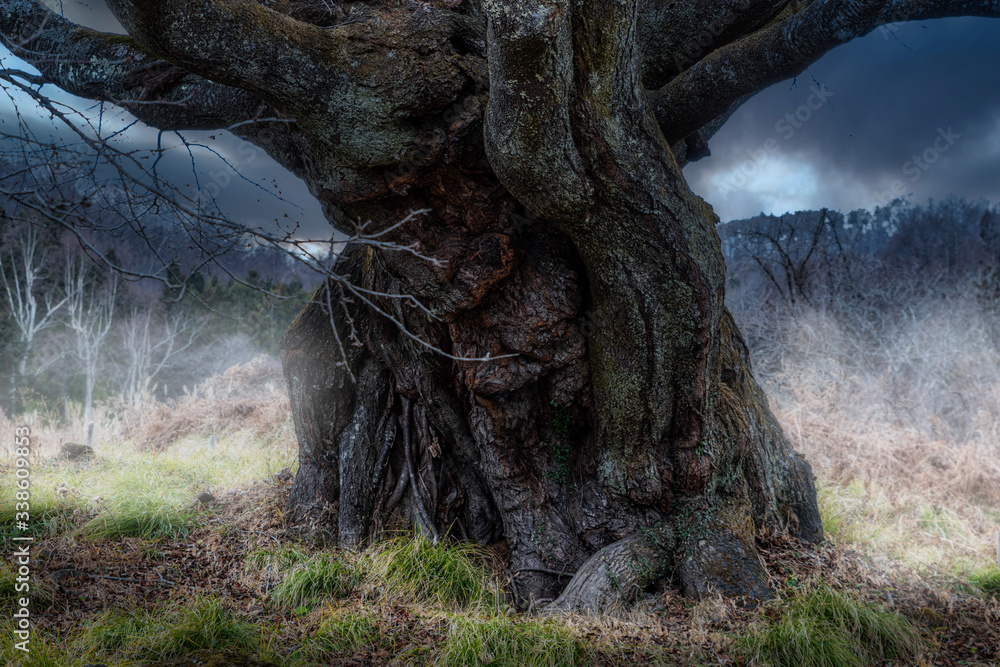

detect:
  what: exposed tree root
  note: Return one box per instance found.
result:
[545,532,673,615]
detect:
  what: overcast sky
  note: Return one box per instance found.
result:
[686,16,1000,221]
[3,3,1000,226]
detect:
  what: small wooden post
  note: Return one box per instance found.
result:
[995,531,999,569]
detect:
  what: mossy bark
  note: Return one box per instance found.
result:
[271,0,823,613]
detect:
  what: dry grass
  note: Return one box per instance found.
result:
[0,355,293,458]
[123,355,292,451]
[735,285,1000,576]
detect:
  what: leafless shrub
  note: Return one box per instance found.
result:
[124,356,291,451]
[738,277,1000,506]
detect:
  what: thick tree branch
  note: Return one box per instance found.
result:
[103,0,477,150]
[482,0,591,222]
[649,0,1000,147]
[638,0,791,90]
[0,0,270,131]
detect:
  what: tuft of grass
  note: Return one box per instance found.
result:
[969,569,1000,598]
[364,535,500,610]
[0,623,71,667]
[140,596,259,660]
[82,498,198,540]
[916,504,965,540]
[295,609,391,659]
[269,553,359,608]
[75,607,153,653]
[0,489,78,538]
[739,586,923,667]
[244,546,311,573]
[437,615,586,667]
[71,598,264,663]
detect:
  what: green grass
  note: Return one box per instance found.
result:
[969,569,1000,598]
[244,546,311,572]
[72,597,274,664]
[140,596,259,660]
[0,561,53,613]
[916,504,966,540]
[82,497,199,540]
[75,607,154,653]
[0,488,78,538]
[437,615,587,667]
[815,479,880,545]
[0,623,71,667]
[71,597,260,662]
[268,552,359,608]
[0,427,296,541]
[364,535,500,610]
[815,475,1000,579]
[739,586,924,667]
[295,609,392,659]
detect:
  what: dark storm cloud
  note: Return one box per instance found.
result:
[686,17,1000,221]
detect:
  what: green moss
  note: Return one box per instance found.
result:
[69,27,145,51]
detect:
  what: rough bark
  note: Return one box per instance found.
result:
[4,0,997,614]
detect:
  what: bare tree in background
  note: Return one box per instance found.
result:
[119,308,200,409]
[64,253,117,428]
[0,223,66,411]
[4,0,1000,614]
[723,209,858,308]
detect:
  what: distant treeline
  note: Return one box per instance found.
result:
[719,196,1000,310]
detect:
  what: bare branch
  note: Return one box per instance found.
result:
[0,0,272,132]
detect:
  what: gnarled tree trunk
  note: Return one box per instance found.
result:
[10,0,996,615]
[277,0,824,604]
